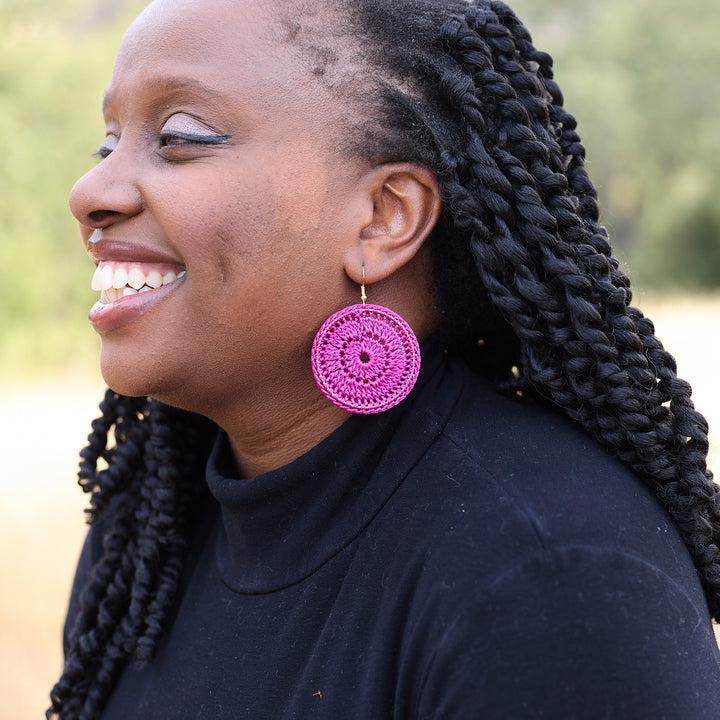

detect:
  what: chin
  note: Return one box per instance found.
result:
[99,348,213,421]
[99,343,164,400]
[101,367,153,400]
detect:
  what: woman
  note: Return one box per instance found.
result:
[49,0,720,717]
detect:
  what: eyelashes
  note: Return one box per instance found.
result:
[92,131,232,161]
[92,134,118,161]
[91,110,232,162]
[159,130,231,147]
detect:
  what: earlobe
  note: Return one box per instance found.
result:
[345,163,441,285]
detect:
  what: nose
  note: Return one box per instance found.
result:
[69,152,143,230]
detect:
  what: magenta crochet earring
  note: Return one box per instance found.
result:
[311,267,421,414]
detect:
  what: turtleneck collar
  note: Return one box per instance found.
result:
[205,342,463,593]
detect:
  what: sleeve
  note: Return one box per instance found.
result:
[416,545,720,720]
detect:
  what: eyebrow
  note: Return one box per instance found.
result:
[102,75,227,113]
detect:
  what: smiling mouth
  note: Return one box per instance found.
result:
[92,261,186,304]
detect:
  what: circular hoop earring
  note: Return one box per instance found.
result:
[311,268,421,414]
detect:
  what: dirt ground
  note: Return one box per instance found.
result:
[1,296,718,719]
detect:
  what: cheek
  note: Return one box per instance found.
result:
[168,178,274,282]
[164,147,347,300]
[262,143,334,235]
[174,142,338,257]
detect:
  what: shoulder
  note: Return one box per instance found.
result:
[402,353,697,585]
[385,358,720,715]
[413,541,720,718]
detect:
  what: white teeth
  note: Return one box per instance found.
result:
[91,266,103,291]
[112,267,128,289]
[128,267,146,290]
[93,262,185,303]
[100,265,114,291]
[146,270,163,289]
[101,287,122,303]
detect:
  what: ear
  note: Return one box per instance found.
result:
[344,163,441,285]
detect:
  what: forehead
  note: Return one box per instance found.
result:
[116,0,343,73]
[115,0,280,82]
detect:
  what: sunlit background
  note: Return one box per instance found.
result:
[1,0,718,717]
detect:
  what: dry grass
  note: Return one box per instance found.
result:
[1,295,718,719]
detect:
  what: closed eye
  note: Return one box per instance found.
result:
[92,133,119,161]
[92,146,112,161]
[159,130,231,147]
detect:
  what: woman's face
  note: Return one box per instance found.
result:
[70,0,373,422]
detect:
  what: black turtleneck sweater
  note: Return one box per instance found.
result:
[65,346,720,718]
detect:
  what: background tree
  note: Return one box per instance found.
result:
[516,0,720,290]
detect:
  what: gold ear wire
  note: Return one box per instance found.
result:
[361,265,367,306]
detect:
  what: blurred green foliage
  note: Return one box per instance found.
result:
[0,0,146,376]
[1,0,718,376]
[514,0,720,290]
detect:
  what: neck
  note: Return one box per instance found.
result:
[222,393,351,477]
